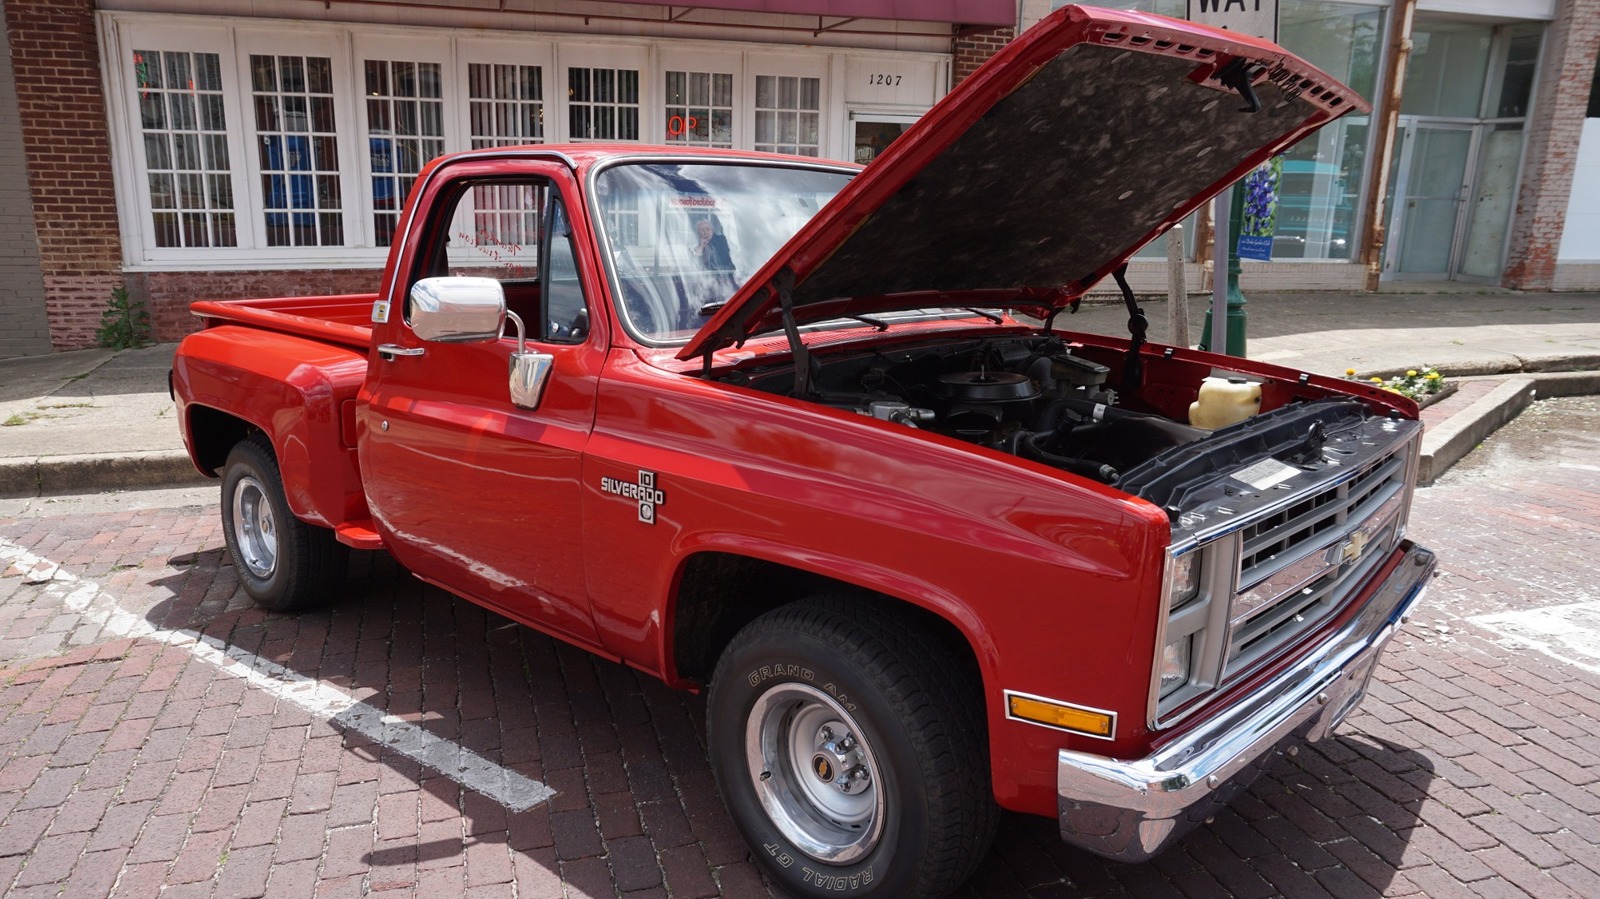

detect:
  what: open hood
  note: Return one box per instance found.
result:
[680,4,1369,361]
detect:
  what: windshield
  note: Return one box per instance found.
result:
[593,161,853,344]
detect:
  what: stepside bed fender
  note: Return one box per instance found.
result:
[173,325,372,529]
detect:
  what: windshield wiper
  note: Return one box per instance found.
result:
[697,301,727,316]
[965,308,1005,324]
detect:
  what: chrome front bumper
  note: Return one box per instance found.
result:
[1057,541,1436,862]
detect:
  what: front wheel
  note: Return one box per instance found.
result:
[219,435,347,611]
[707,598,998,899]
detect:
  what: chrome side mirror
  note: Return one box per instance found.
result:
[409,277,506,343]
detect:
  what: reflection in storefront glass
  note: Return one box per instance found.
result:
[1275,1,1385,260]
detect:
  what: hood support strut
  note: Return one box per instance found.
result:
[1113,264,1146,391]
[774,268,813,398]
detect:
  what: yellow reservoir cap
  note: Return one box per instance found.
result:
[1007,694,1115,738]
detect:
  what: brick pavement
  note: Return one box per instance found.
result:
[0,399,1597,897]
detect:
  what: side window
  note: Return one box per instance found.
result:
[407,176,545,325]
[542,197,589,345]
[405,175,586,345]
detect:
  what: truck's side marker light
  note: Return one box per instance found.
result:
[1005,691,1116,740]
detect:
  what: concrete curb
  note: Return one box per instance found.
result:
[0,451,211,498]
[1419,378,1537,485]
[1417,370,1600,484]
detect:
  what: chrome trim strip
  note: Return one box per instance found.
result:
[1060,541,1435,862]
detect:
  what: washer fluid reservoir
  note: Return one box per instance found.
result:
[1188,376,1262,430]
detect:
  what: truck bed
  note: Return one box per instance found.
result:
[189,294,377,351]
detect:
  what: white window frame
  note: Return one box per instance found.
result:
[353,34,454,250]
[747,55,828,157]
[233,30,363,252]
[107,22,261,267]
[657,49,742,149]
[557,44,648,144]
[455,38,555,150]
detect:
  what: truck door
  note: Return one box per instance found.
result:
[361,164,606,647]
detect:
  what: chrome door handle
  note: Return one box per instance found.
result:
[378,344,425,359]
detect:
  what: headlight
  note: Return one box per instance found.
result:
[1169,552,1201,611]
[1159,637,1191,697]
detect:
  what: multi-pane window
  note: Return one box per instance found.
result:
[251,55,343,247]
[664,70,734,147]
[753,75,820,156]
[568,67,640,141]
[134,49,236,247]
[469,64,545,149]
[366,59,445,246]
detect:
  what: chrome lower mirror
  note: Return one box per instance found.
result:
[510,351,554,410]
[503,310,554,410]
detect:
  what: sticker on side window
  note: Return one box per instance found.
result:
[371,298,391,324]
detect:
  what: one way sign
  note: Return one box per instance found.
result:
[1188,0,1279,42]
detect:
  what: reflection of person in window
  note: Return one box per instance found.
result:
[695,218,734,272]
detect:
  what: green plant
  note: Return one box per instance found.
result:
[1346,365,1446,402]
[95,285,152,349]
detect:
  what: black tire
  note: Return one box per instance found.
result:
[707,597,999,899]
[219,434,347,612]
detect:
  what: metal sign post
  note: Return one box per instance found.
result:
[1189,0,1279,357]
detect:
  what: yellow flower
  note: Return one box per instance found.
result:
[1426,372,1441,380]
[1345,368,1357,377]
[1370,377,1383,383]
[1406,370,1418,377]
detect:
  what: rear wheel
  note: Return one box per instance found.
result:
[707,597,997,898]
[220,435,346,611]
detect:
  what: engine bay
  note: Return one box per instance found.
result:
[731,334,1408,512]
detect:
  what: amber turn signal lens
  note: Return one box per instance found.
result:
[1007,695,1114,738]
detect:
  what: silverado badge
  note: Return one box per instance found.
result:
[601,470,666,524]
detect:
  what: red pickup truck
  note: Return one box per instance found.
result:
[172,7,1436,898]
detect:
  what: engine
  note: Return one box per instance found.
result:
[745,335,1213,485]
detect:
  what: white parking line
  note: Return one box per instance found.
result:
[1470,599,1600,678]
[0,538,556,812]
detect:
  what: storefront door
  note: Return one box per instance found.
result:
[1385,119,1476,279]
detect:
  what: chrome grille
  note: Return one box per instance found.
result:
[1223,448,1412,681]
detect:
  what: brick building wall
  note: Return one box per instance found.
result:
[1502,0,1600,290]
[5,0,125,350]
[953,25,1014,86]
[0,6,59,358]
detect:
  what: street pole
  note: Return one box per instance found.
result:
[1200,184,1248,357]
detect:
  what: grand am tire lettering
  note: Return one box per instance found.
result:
[804,867,873,890]
[747,663,815,687]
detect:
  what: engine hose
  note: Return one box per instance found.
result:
[1015,430,1119,484]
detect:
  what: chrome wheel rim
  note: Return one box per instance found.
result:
[745,683,885,864]
[231,475,278,580]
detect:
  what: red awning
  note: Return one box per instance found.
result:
[606,1,1013,27]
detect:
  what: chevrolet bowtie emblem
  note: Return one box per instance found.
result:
[1333,530,1369,565]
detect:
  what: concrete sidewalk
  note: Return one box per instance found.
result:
[2,289,1599,498]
